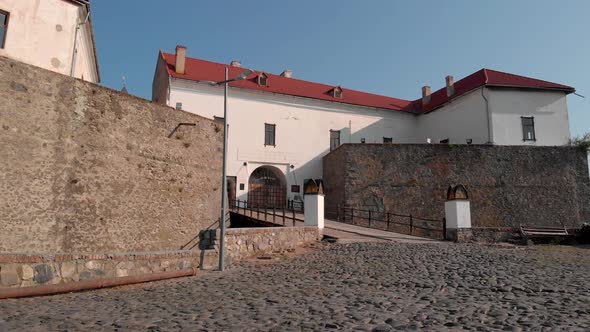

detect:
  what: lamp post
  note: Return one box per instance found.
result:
[212,66,253,271]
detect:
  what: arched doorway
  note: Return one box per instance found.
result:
[248,166,286,208]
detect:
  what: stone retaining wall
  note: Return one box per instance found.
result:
[0,56,222,254]
[323,144,590,240]
[0,251,199,288]
[200,227,320,269]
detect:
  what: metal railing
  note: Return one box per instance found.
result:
[229,199,304,227]
[334,205,446,240]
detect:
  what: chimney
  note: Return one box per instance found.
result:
[422,86,431,105]
[175,45,186,75]
[446,75,454,96]
[280,70,293,78]
[230,60,241,67]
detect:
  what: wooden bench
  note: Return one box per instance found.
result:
[520,225,570,238]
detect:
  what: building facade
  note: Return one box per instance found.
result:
[0,0,99,83]
[152,46,575,207]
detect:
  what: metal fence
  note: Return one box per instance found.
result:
[335,206,446,240]
[229,199,304,227]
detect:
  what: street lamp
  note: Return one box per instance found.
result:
[211,66,253,271]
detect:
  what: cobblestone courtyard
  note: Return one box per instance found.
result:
[1,242,589,331]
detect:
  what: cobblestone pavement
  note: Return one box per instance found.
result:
[1,242,589,331]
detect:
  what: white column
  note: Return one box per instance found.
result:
[444,200,472,242]
[445,200,471,229]
[304,194,324,229]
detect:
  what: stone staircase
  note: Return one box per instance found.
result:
[198,229,220,270]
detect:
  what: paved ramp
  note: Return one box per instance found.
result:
[323,219,440,243]
[230,208,440,244]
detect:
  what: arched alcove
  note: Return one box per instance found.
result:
[248,166,287,208]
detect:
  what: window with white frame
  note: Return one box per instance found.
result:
[521,117,536,141]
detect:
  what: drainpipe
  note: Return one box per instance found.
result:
[168,75,172,105]
[481,87,493,144]
[0,268,198,300]
[70,10,91,77]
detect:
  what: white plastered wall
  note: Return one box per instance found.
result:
[169,78,418,202]
[416,88,491,144]
[161,72,577,202]
[488,89,570,146]
[0,0,98,82]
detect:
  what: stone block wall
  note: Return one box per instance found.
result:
[0,251,198,288]
[200,227,320,269]
[323,144,590,238]
[0,56,222,254]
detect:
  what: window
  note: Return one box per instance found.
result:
[383,137,393,144]
[175,102,182,110]
[330,130,340,151]
[257,73,268,86]
[264,123,276,146]
[0,10,8,49]
[521,117,536,141]
[239,183,245,190]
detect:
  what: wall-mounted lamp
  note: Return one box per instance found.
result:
[361,138,366,143]
[243,162,247,166]
[290,164,295,169]
[466,139,473,145]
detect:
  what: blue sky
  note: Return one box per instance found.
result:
[92,0,589,137]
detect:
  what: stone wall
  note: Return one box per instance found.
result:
[323,144,590,237]
[199,227,320,269]
[0,251,199,288]
[0,55,223,254]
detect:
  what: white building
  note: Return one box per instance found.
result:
[0,0,99,83]
[152,46,575,207]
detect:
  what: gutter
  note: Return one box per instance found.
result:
[69,3,100,82]
[481,69,492,144]
[481,87,493,144]
[69,10,90,77]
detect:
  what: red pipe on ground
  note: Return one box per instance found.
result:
[0,268,198,300]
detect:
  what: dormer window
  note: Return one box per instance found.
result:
[257,73,268,86]
[331,86,343,98]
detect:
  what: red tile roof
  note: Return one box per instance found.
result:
[160,52,575,114]
[418,69,575,113]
